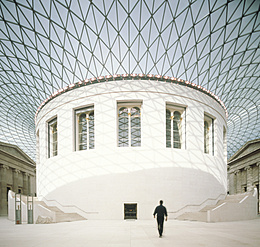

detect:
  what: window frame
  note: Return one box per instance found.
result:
[223,126,227,160]
[117,101,142,147]
[204,114,215,155]
[48,117,57,158]
[166,104,186,149]
[75,106,95,151]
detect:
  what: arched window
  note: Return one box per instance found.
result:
[204,114,214,155]
[118,103,141,147]
[75,106,94,150]
[48,118,57,158]
[204,121,209,153]
[166,105,185,149]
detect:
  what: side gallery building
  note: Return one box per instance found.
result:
[35,75,228,220]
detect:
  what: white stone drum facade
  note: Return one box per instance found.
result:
[35,77,227,220]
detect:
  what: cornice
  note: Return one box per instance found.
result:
[0,149,36,168]
[35,74,228,122]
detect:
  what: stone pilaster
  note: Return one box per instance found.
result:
[0,165,9,215]
[23,173,29,195]
[256,163,260,214]
[229,172,235,194]
[234,171,237,194]
[258,163,260,185]
[13,169,20,193]
[245,166,253,192]
[235,170,241,194]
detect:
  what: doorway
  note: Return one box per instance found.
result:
[124,203,137,219]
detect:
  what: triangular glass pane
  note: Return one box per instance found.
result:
[35,14,50,36]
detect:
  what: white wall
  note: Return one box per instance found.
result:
[36,80,227,219]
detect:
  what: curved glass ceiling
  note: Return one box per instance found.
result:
[0,0,259,160]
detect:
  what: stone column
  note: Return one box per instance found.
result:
[236,170,241,194]
[258,163,260,213]
[0,165,9,215]
[245,166,253,192]
[0,165,3,214]
[13,169,20,193]
[23,173,29,195]
[229,172,235,194]
[258,163,260,185]
[234,171,237,194]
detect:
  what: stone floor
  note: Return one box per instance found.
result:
[0,217,260,247]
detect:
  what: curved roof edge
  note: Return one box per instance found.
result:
[35,74,228,122]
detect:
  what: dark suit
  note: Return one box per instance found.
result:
[153,204,168,236]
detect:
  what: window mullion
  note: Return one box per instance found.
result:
[171,111,173,148]
[128,107,131,147]
[76,114,79,151]
[87,113,89,150]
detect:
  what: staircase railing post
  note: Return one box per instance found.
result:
[15,193,21,224]
[27,194,33,224]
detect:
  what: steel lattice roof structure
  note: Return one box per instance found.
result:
[0,0,259,161]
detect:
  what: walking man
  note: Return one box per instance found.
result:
[153,200,168,237]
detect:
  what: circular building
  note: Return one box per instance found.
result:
[35,75,227,220]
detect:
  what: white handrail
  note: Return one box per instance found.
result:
[169,193,226,216]
[212,202,226,211]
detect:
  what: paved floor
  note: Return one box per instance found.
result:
[0,217,260,247]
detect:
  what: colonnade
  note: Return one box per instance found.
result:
[229,163,259,194]
[0,164,34,215]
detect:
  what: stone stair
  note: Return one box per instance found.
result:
[37,201,86,223]
[177,211,207,221]
[177,194,248,222]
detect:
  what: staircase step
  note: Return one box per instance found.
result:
[177,193,250,222]
[56,213,86,222]
[47,206,63,212]
[177,211,207,222]
[37,201,87,223]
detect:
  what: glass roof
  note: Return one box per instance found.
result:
[0,0,259,160]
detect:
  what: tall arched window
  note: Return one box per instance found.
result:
[75,106,94,150]
[204,114,214,155]
[118,103,141,147]
[48,118,57,158]
[166,105,185,149]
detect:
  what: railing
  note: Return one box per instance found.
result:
[168,193,226,218]
[8,191,36,224]
[207,191,258,222]
[41,196,99,219]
